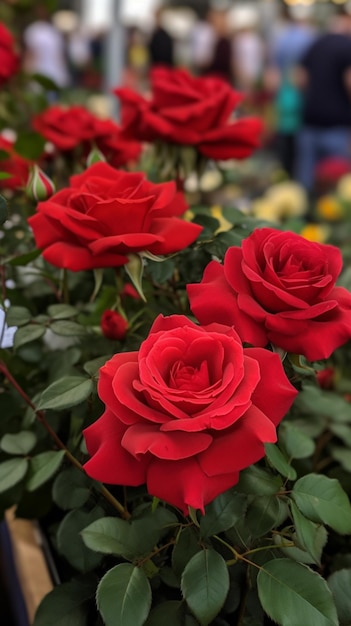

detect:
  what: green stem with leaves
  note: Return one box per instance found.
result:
[0,360,130,520]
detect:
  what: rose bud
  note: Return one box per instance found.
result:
[26,164,55,201]
[101,309,128,340]
[316,367,335,390]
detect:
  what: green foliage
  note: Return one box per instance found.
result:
[32,576,97,626]
[292,474,351,534]
[181,549,230,626]
[96,563,152,626]
[257,559,338,626]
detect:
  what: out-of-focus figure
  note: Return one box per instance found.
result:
[201,0,233,83]
[266,4,316,177]
[230,6,265,94]
[22,6,70,90]
[189,8,216,76]
[295,6,351,193]
[148,5,174,68]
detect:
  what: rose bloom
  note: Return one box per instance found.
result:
[101,310,128,340]
[0,23,19,86]
[187,228,351,361]
[32,105,141,166]
[0,136,32,190]
[83,314,297,513]
[114,67,263,161]
[28,162,202,271]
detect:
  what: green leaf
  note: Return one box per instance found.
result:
[0,194,7,224]
[57,508,104,572]
[265,443,297,480]
[291,502,327,565]
[33,576,96,626]
[96,563,152,626]
[7,248,42,266]
[279,422,315,459]
[6,306,32,327]
[0,458,28,492]
[47,304,78,319]
[83,355,111,377]
[200,489,247,538]
[52,467,92,510]
[36,376,93,411]
[145,601,198,626]
[296,385,351,423]
[292,474,351,534]
[330,446,351,472]
[14,130,46,160]
[328,569,351,625]
[50,320,86,336]
[181,549,230,626]
[257,559,338,626]
[14,324,46,349]
[246,496,288,539]
[1,431,37,455]
[82,507,177,560]
[27,450,65,491]
[237,465,283,495]
[172,527,201,579]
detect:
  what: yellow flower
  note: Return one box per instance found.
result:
[265,181,308,219]
[300,223,330,243]
[316,196,343,221]
[210,205,233,233]
[337,174,351,202]
[251,198,280,222]
[251,182,308,223]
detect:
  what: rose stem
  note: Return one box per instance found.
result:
[0,360,130,520]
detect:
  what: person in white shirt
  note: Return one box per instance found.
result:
[22,6,70,90]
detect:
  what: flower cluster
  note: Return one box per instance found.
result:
[2,35,351,625]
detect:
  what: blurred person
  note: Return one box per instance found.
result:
[231,6,265,94]
[67,25,92,88]
[266,4,316,177]
[295,7,351,193]
[22,5,71,90]
[148,5,174,68]
[202,0,233,83]
[189,10,216,76]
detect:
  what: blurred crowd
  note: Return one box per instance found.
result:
[16,1,351,197]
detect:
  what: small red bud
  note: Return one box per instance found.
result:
[316,367,335,390]
[101,309,128,340]
[26,164,55,201]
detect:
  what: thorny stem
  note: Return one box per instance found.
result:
[0,360,130,520]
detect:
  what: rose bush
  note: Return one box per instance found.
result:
[32,104,141,167]
[0,23,19,86]
[187,227,351,360]
[114,66,263,161]
[28,161,202,271]
[83,314,297,513]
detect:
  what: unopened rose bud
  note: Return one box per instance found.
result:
[26,165,55,201]
[101,309,128,340]
[86,146,106,167]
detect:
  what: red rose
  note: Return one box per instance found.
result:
[0,23,19,86]
[101,310,128,340]
[114,67,263,161]
[28,162,202,271]
[83,314,297,513]
[316,367,335,390]
[32,105,141,167]
[187,228,351,361]
[0,136,32,190]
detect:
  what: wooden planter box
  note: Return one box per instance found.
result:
[0,509,53,626]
